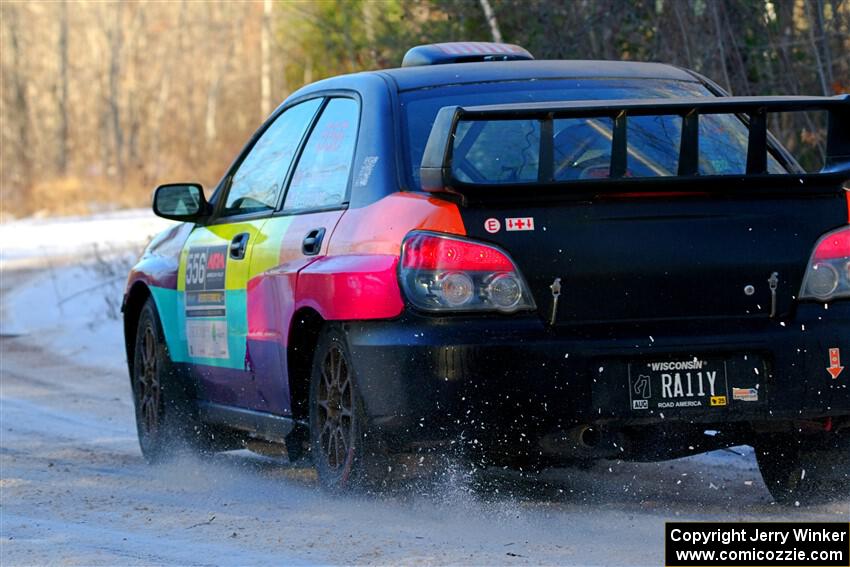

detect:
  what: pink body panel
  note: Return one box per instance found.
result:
[246,255,402,348]
[246,192,465,351]
[295,254,403,321]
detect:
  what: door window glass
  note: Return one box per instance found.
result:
[284,98,359,211]
[223,98,322,215]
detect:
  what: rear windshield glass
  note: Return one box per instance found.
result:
[400,79,786,189]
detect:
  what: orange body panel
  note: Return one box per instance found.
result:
[327,192,466,256]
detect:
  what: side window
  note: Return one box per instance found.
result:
[284,98,359,211]
[223,98,322,215]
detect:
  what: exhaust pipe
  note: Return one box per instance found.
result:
[577,426,601,448]
[539,425,620,459]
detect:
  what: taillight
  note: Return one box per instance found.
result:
[800,226,850,302]
[400,231,536,313]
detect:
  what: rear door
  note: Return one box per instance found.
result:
[179,98,323,411]
[247,97,359,416]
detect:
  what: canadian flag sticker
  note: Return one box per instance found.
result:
[505,217,535,231]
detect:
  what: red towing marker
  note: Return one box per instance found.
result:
[827,347,844,379]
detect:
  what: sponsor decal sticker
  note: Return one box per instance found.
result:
[185,245,229,359]
[732,387,759,402]
[186,319,229,359]
[484,217,501,234]
[633,374,650,398]
[827,347,844,379]
[354,155,379,187]
[631,374,651,410]
[505,217,534,231]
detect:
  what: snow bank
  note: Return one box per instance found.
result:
[0,208,170,266]
[1,209,173,372]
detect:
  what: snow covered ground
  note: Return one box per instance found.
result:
[1,211,847,566]
[0,209,170,268]
[0,209,170,371]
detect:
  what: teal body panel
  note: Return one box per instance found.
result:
[149,285,247,370]
[148,286,187,361]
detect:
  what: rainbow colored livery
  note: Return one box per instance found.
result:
[123,42,850,502]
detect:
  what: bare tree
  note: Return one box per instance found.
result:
[2,4,33,206]
[710,0,733,93]
[105,2,125,183]
[260,0,272,118]
[57,0,69,175]
[479,0,503,43]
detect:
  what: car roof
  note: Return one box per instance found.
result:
[378,60,699,92]
[289,60,702,100]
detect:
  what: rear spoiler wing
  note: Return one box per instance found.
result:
[419,94,850,196]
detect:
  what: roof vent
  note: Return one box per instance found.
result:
[402,42,534,68]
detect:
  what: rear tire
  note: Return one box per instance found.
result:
[755,429,850,505]
[309,324,388,491]
[131,298,223,463]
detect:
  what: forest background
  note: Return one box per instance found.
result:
[1,0,848,218]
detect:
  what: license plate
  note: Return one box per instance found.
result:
[628,357,731,412]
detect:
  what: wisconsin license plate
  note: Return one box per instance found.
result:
[628,357,731,412]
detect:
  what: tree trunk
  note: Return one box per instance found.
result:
[107,3,125,184]
[260,0,272,118]
[710,0,733,93]
[671,1,694,70]
[813,0,835,93]
[803,0,829,96]
[479,0,503,43]
[57,0,69,175]
[5,5,33,209]
[363,0,378,67]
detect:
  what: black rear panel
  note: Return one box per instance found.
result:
[461,191,847,331]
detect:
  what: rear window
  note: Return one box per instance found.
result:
[401,79,786,188]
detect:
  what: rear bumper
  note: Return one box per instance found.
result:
[345,303,850,449]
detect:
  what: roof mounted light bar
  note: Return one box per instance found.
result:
[402,42,534,68]
[419,94,850,196]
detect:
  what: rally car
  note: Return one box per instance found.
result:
[123,42,850,502]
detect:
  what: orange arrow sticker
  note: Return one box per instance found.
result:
[827,347,844,379]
